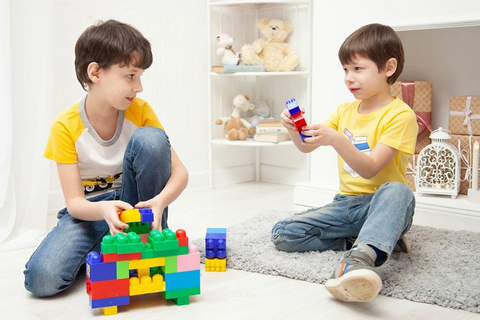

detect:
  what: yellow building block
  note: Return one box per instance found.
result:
[137,268,150,279]
[120,209,141,223]
[102,306,117,316]
[205,258,226,272]
[129,274,166,296]
[129,257,165,270]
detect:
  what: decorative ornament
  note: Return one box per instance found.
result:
[416,127,461,198]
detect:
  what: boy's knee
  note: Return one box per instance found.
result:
[24,260,72,298]
[131,127,171,155]
[381,181,413,198]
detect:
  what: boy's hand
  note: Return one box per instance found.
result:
[99,201,132,236]
[135,197,166,231]
[280,108,305,132]
[301,124,341,147]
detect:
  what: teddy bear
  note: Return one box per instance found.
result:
[215,94,256,141]
[240,18,299,72]
[215,33,241,66]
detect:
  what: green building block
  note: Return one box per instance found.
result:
[115,232,145,254]
[161,256,177,274]
[142,243,154,259]
[117,261,129,279]
[126,222,150,234]
[148,229,180,251]
[150,267,161,277]
[163,286,200,300]
[172,296,190,306]
[152,246,189,258]
[101,235,117,254]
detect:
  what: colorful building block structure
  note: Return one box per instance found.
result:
[286,98,311,142]
[86,208,200,316]
[205,228,227,272]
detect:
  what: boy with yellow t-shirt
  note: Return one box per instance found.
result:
[272,23,418,302]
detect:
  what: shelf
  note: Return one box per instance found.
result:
[210,138,294,147]
[209,1,311,7]
[209,71,310,77]
[208,0,312,186]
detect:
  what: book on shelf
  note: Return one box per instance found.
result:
[256,126,288,134]
[254,132,291,143]
[257,119,282,127]
[211,65,265,73]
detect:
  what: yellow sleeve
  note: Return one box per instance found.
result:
[44,120,79,163]
[126,98,165,130]
[379,108,418,155]
[322,102,348,130]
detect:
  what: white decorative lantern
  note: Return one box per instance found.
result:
[416,127,461,198]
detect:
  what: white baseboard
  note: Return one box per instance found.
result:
[294,181,480,232]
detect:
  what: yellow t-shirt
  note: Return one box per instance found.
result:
[323,97,418,195]
[44,96,164,196]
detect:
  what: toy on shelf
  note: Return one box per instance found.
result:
[215,33,241,66]
[86,208,200,316]
[241,18,299,72]
[205,228,227,272]
[215,94,256,141]
[286,98,311,142]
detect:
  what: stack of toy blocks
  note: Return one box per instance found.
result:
[205,228,227,272]
[86,208,200,316]
[286,98,310,142]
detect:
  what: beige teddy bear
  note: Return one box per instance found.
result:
[241,18,299,72]
[215,94,256,141]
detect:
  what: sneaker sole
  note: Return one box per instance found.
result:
[324,269,382,302]
[394,236,412,253]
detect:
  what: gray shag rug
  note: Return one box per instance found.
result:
[193,210,480,313]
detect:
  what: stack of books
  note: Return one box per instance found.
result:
[211,65,265,73]
[253,119,291,143]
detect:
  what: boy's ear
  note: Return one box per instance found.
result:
[87,62,101,84]
[384,58,397,77]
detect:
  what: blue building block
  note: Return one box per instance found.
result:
[162,270,201,291]
[285,98,311,142]
[86,252,117,282]
[205,228,227,259]
[89,295,130,309]
[139,208,154,223]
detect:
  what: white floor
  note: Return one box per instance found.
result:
[1,182,479,320]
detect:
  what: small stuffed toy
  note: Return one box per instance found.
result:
[248,100,270,127]
[241,18,299,72]
[216,94,256,141]
[216,33,241,66]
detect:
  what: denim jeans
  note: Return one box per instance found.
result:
[271,182,415,265]
[24,126,172,297]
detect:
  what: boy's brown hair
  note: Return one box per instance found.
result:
[75,19,153,91]
[338,23,404,85]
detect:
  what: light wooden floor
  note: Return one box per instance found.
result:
[1,182,479,319]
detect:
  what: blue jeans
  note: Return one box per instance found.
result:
[24,127,172,297]
[271,182,415,265]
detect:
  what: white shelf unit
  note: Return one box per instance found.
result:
[207,0,313,186]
